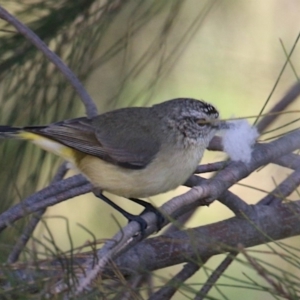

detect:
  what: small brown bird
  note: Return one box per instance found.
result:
[0,98,220,232]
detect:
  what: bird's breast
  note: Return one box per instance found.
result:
[77,145,204,199]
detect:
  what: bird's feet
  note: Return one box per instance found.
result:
[129,198,165,231]
[94,191,164,236]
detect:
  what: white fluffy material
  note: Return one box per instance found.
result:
[222,120,259,163]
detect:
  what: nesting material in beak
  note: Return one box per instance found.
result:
[220,119,259,164]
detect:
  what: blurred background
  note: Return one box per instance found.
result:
[0,0,300,299]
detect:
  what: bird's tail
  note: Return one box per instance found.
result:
[0,125,77,163]
[0,126,23,138]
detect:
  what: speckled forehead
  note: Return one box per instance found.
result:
[200,103,219,118]
[191,101,219,118]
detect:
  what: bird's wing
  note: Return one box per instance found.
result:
[25,108,160,169]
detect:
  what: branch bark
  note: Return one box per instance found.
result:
[0,5,98,118]
[2,200,300,289]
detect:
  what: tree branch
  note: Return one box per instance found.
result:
[113,200,300,275]
[73,129,300,294]
[256,77,300,133]
[0,5,98,118]
[149,262,202,300]
[7,163,69,263]
[0,175,92,232]
[259,167,300,205]
[2,200,300,292]
[195,252,237,300]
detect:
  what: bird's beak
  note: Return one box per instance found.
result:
[211,120,232,130]
[217,120,232,130]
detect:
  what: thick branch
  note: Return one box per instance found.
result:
[113,201,300,275]
[273,153,300,170]
[3,200,300,287]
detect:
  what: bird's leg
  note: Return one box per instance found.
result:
[129,198,165,230]
[93,189,148,235]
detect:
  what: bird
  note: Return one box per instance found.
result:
[0,98,220,233]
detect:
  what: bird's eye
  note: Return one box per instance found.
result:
[196,118,207,126]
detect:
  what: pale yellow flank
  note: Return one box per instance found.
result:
[77,144,203,198]
[17,131,205,199]
[18,131,78,165]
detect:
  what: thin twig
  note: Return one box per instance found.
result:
[254,33,300,129]
[0,175,92,232]
[256,81,300,133]
[117,275,144,300]
[259,167,300,206]
[145,274,155,298]
[239,245,292,299]
[7,163,68,263]
[149,262,202,300]
[0,5,98,118]
[195,252,237,300]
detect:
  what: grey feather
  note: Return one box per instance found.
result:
[25,109,160,169]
